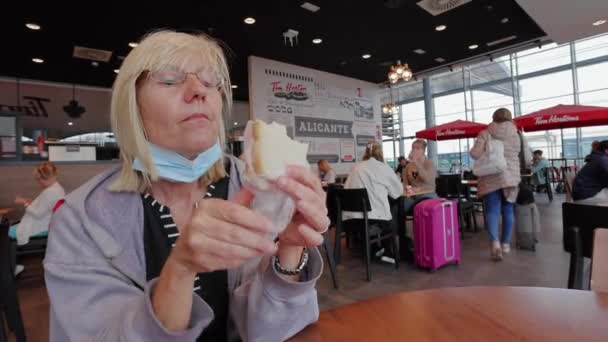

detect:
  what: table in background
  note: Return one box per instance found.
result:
[290,287,608,341]
[402,189,433,198]
[0,208,14,220]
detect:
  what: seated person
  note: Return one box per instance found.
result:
[343,141,402,228]
[585,140,601,163]
[402,139,438,214]
[395,156,408,181]
[530,150,550,189]
[317,159,336,185]
[9,162,65,276]
[573,140,608,205]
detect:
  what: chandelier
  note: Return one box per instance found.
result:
[382,103,399,115]
[388,60,413,84]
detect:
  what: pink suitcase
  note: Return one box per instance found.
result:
[413,198,461,272]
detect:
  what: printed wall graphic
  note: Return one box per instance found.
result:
[249,56,380,174]
[340,140,356,162]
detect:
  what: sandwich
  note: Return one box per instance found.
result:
[248,120,309,180]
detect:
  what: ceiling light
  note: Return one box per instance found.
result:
[231,85,238,89]
[362,54,371,59]
[413,49,426,55]
[435,25,447,31]
[468,44,479,50]
[26,23,41,30]
[244,17,256,24]
[114,69,119,74]
[32,58,44,64]
[91,61,99,67]
[68,122,74,126]
[593,19,607,26]
[387,60,412,84]
[312,38,322,44]
[234,122,238,126]
[435,57,446,63]
[301,2,320,12]
[501,17,510,24]
[128,42,138,48]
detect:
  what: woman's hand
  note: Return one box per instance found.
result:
[274,165,330,268]
[14,196,31,206]
[169,190,278,274]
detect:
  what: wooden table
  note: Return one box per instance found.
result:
[290,287,608,341]
[403,189,434,198]
[0,208,14,217]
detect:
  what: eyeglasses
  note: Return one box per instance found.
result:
[148,68,224,88]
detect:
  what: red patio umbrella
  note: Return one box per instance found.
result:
[415,119,488,141]
[514,104,608,132]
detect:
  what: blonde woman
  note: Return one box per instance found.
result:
[44,31,327,341]
[343,141,403,222]
[317,159,336,185]
[9,162,65,275]
[401,139,437,214]
[470,108,530,261]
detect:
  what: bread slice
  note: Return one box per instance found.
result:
[251,120,309,179]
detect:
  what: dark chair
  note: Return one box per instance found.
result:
[0,218,27,342]
[535,168,553,202]
[334,188,399,281]
[436,175,477,237]
[322,184,342,289]
[562,203,608,289]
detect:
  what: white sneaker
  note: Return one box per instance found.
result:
[502,243,511,254]
[14,264,24,277]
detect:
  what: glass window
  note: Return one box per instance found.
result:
[577,61,608,159]
[468,57,512,86]
[401,100,425,138]
[519,70,574,113]
[516,43,571,76]
[575,33,608,62]
[383,140,396,164]
[430,69,464,95]
[471,82,514,124]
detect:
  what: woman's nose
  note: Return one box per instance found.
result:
[183,74,208,103]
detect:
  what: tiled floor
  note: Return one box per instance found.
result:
[8,193,572,341]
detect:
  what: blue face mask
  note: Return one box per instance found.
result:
[132,142,222,183]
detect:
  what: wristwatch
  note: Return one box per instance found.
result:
[274,248,309,275]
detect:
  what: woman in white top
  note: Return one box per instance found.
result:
[317,159,337,185]
[343,142,403,222]
[9,162,65,275]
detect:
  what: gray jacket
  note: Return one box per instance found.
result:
[44,156,322,341]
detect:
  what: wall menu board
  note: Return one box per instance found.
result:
[248,56,381,175]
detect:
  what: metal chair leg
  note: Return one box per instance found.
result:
[322,235,339,289]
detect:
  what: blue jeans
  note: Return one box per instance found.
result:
[483,190,514,243]
[402,193,437,215]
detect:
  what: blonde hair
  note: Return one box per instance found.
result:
[109,30,232,192]
[34,162,58,180]
[363,141,384,162]
[412,139,427,150]
[492,108,513,123]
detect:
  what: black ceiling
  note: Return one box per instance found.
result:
[2,0,545,101]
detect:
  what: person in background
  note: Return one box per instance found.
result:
[585,140,601,163]
[343,141,403,222]
[470,108,530,261]
[401,139,437,214]
[573,140,608,205]
[43,30,326,341]
[317,159,336,185]
[9,162,65,276]
[530,150,550,190]
[395,156,408,181]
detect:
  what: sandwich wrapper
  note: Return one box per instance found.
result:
[241,120,309,235]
